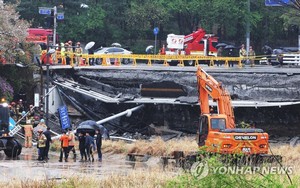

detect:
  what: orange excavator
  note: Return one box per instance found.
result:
[196,66,280,160]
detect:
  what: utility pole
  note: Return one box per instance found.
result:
[46,36,50,127]
[246,0,250,61]
[53,6,57,47]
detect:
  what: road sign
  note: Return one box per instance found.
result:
[57,13,64,20]
[58,105,71,130]
[153,27,159,35]
[265,0,290,6]
[38,7,51,15]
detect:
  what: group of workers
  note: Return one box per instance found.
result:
[239,44,256,67]
[216,43,256,67]
[59,129,103,163]
[8,98,103,163]
[16,113,103,163]
[59,40,83,66]
[39,40,84,66]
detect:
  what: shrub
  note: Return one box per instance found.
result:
[166,155,299,188]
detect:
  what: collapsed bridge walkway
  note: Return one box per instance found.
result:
[53,78,300,108]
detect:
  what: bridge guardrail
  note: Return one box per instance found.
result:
[42,50,247,67]
[282,53,300,65]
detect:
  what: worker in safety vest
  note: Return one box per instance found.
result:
[68,128,77,160]
[37,119,47,128]
[160,44,166,55]
[75,42,83,66]
[23,120,33,148]
[66,41,74,65]
[239,44,246,64]
[33,43,42,64]
[248,46,256,67]
[59,130,70,162]
[37,129,47,161]
[60,43,66,65]
[40,50,53,65]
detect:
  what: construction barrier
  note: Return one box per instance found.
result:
[42,51,247,68]
[282,53,300,65]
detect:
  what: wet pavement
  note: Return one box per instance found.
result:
[0,148,156,181]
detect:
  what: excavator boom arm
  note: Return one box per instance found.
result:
[197,67,235,129]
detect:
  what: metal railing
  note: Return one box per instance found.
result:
[42,50,244,67]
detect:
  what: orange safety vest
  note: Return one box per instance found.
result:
[68,132,75,146]
[60,134,69,147]
[38,134,46,148]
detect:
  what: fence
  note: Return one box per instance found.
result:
[42,50,243,67]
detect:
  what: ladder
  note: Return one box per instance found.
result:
[9,124,22,137]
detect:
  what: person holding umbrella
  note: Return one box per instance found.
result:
[85,132,95,162]
[85,42,95,66]
[43,127,52,160]
[224,45,236,67]
[95,129,102,162]
[78,132,87,162]
[216,46,224,66]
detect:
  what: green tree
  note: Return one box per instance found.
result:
[125,0,169,38]
[58,2,105,43]
[0,0,30,61]
[7,0,300,54]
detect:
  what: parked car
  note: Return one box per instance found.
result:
[94,47,133,65]
[259,47,299,66]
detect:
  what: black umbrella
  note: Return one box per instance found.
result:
[77,120,109,138]
[216,43,227,48]
[224,45,236,49]
[76,120,97,136]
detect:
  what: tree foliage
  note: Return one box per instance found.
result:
[0,0,30,59]
[0,76,13,101]
[0,0,299,54]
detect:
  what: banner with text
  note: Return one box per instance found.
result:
[58,105,70,130]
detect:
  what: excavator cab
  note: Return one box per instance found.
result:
[198,114,227,147]
[198,115,208,146]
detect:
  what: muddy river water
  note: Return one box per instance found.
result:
[0,148,159,181]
